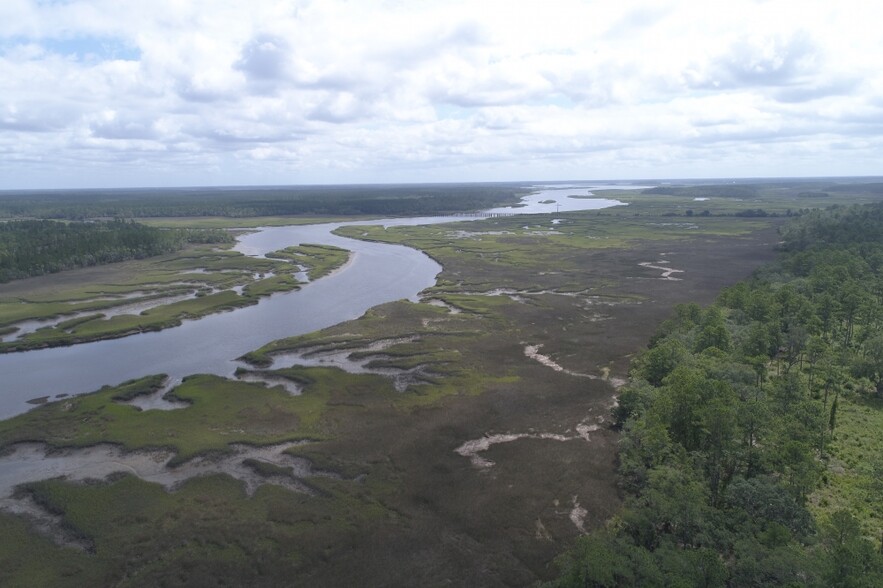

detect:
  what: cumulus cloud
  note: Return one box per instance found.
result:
[88,112,159,140]
[0,0,881,187]
[710,31,820,89]
[236,34,291,83]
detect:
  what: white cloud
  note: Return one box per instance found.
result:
[1,0,882,188]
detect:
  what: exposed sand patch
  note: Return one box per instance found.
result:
[569,496,588,534]
[433,289,631,314]
[454,433,571,468]
[523,344,597,379]
[607,377,628,389]
[455,401,614,469]
[444,230,512,239]
[600,366,628,390]
[575,423,601,442]
[638,261,684,281]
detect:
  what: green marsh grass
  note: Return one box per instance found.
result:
[0,374,323,463]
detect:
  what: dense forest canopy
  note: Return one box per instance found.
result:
[643,181,883,200]
[0,220,231,282]
[548,203,883,587]
[0,184,526,220]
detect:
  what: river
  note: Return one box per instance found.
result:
[0,185,639,419]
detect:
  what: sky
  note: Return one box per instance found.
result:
[1,0,881,189]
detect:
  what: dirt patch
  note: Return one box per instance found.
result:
[569,496,589,534]
[455,432,572,468]
[639,259,684,280]
[524,343,598,378]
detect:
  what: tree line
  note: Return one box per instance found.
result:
[0,220,231,282]
[0,184,525,220]
[548,203,883,587]
[643,181,883,201]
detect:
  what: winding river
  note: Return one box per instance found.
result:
[0,186,637,419]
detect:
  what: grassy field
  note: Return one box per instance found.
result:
[0,370,366,462]
[810,391,883,543]
[0,461,394,587]
[265,244,350,280]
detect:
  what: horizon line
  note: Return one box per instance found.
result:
[2,174,882,194]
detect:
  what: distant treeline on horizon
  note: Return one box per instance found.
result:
[0,184,528,220]
[643,182,883,199]
[1,179,881,220]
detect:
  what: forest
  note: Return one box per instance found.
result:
[0,184,525,220]
[548,203,883,587]
[0,220,231,282]
[643,180,883,200]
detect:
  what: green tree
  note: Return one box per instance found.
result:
[657,366,709,451]
[694,307,731,353]
[821,510,883,588]
[860,334,883,395]
[635,339,688,387]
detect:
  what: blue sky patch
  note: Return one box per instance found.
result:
[44,36,141,61]
[435,104,473,120]
[2,35,142,61]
